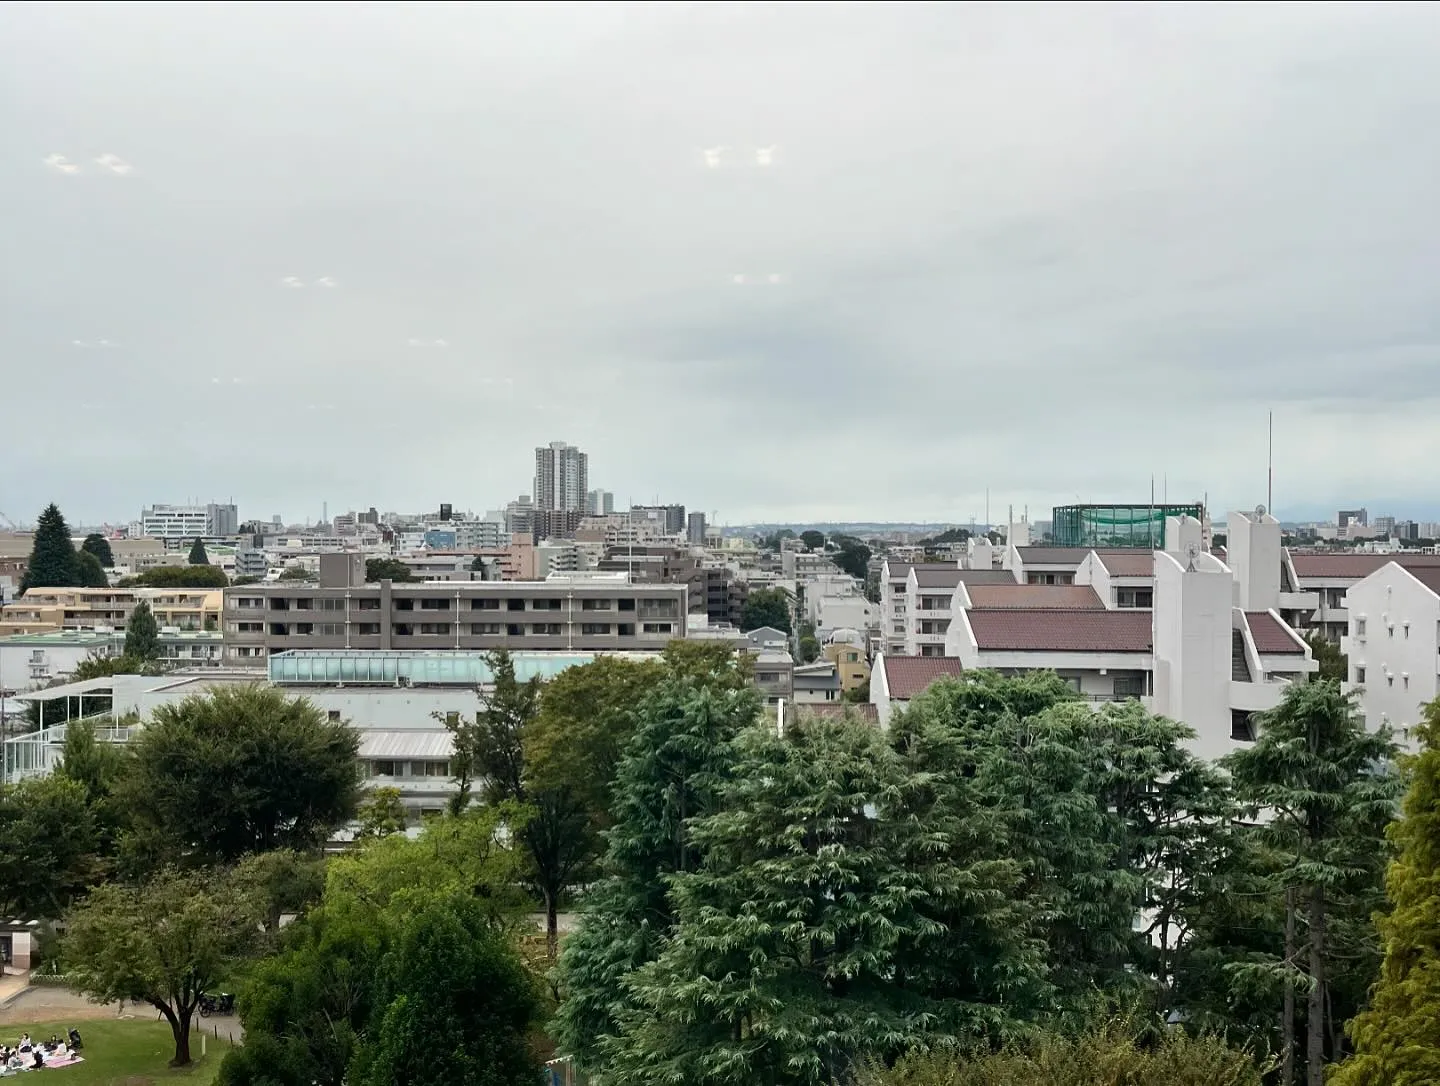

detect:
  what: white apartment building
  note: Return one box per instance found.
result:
[141,503,238,539]
[1341,563,1440,743]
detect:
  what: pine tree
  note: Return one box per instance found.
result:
[1225,680,1400,1086]
[188,537,209,565]
[1332,697,1440,1086]
[124,600,161,661]
[81,533,114,568]
[552,678,759,1080]
[20,503,78,593]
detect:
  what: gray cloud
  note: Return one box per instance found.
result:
[4,1,1440,526]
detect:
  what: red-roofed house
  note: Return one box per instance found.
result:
[871,655,962,727]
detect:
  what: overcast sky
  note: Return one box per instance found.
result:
[4,2,1440,528]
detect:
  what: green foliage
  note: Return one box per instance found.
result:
[916,528,973,548]
[1303,632,1348,682]
[552,677,760,1078]
[123,600,161,661]
[278,565,315,580]
[355,787,409,841]
[831,534,873,580]
[233,848,326,934]
[20,503,78,592]
[350,895,542,1086]
[759,528,796,551]
[1223,680,1400,1082]
[365,557,414,582]
[55,715,130,859]
[800,529,826,551]
[0,775,97,918]
[797,621,820,663]
[865,1018,1264,1086]
[81,532,115,568]
[63,865,263,1066]
[76,549,109,587]
[188,537,210,565]
[843,679,871,703]
[70,653,146,681]
[120,685,361,867]
[1332,697,1440,1085]
[660,638,754,690]
[741,586,792,634]
[128,563,229,588]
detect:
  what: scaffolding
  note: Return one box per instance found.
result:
[1051,503,1204,549]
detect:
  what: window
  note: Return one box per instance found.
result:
[581,599,612,611]
[1356,617,1367,636]
[356,623,381,635]
[1231,711,1257,743]
[295,623,314,635]
[327,710,341,722]
[532,623,563,635]
[395,599,415,611]
[617,623,635,636]
[418,622,451,635]
[506,598,526,611]
[618,598,636,611]
[394,623,413,636]
[293,598,314,610]
[372,760,397,776]
[320,598,346,611]
[1404,624,1410,639]
[356,598,381,610]
[420,598,451,611]
[532,599,562,611]
[269,623,289,636]
[1387,674,1394,687]
[642,622,673,634]
[445,711,459,725]
[425,760,451,777]
[1404,675,1410,689]
[506,624,523,636]
[471,623,502,635]
[1355,666,1366,683]
[1114,675,1146,698]
[471,598,500,610]
[319,623,344,636]
[846,652,858,662]
[581,623,611,635]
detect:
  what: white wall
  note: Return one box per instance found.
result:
[1227,510,1282,612]
[0,642,105,693]
[1074,552,1114,605]
[1341,565,1440,741]
[1153,550,1234,760]
[1164,515,1204,558]
[816,596,878,636]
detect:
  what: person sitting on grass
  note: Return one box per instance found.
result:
[68,1028,82,1051]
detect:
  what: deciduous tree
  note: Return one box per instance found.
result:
[364,558,413,583]
[81,533,114,568]
[126,564,229,588]
[740,586,791,634]
[355,787,409,841]
[0,775,97,919]
[64,866,262,1066]
[800,529,826,551]
[121,685,361,867]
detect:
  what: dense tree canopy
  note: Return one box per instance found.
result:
[188,537,210,564]
[1333,697,1440,1086]
[81,532,115,568]
[365,557,414,582]
[120,685,361,867]
[740,586,792,633]
[124,564,229,588]
[0,775,96,919]
[800,529,826,551]
[20,503,78,593]
[76,549,109,587]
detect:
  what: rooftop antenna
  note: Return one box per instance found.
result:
[985,489,990,530]
[1267,410,1274,519]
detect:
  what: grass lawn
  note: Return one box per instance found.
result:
[0,1019,232,1085]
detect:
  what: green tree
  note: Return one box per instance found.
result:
[63,866,262,1066]
[1332,697,1440,1086]
[350,895,542,1086]
[796,621,820,663]
[1303,632,1348,682]
[124,600,161,661]
[1224,681,1400,1086]
[470,554,487,572]
[188,536,210,565]
[279,566,315,581]
[611,714,1042,1084]
[81,532,115,568]
[120,685,361,867]
[19,503,78,593]
[867,1018,1264,1086]
[659,638,754,691]
[0,775,97,919]
[800,529,826,551]
[233,848,326,934]
[54,716,130,861]
[126,564,229,588]
[842,679,871,703]
[551,678,759,1077]
[740,586,792,634]
[76,549,109,587]
[355,787,409,841]
[70,654,144,681]
[365,558,414,582]
[831,535,873,580]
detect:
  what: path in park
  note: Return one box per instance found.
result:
[0,985,243,1045]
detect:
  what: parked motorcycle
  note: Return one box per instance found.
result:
[198,992,235,1017]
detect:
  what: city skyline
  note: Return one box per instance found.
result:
[5,4,1440,521]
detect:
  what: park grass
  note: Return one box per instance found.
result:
[0,1019,232,1085]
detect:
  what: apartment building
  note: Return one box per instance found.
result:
[871,656,962,727]
[904,566,1017,658]
[1341,562,1440,743]
[0,628,224,691]
[1289,552,1440,642]
[0,587,222,636]
[535,442,588,513]
[220,555,687,665]
[141,503,238,539]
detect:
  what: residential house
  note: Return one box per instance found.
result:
[1340,562,1440,743]
[870,655,963,728]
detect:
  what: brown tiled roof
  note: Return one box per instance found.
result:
[882,656,963,699]
[1290,554,1392,579]
[1015,547,1096,566]
[966,609,1153,652]
[1098,552,1155,577]
[964,585,1105,610]
[956,569,1019,585]
[1245,611,1307,655]
[1406,566,1440,595]
[799,703,881,724]
[913,568,965,588]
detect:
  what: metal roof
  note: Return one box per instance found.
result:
[357,730,454,760]
[268,649,653,686]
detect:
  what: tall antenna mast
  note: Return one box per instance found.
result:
[1267,411,1274,516]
